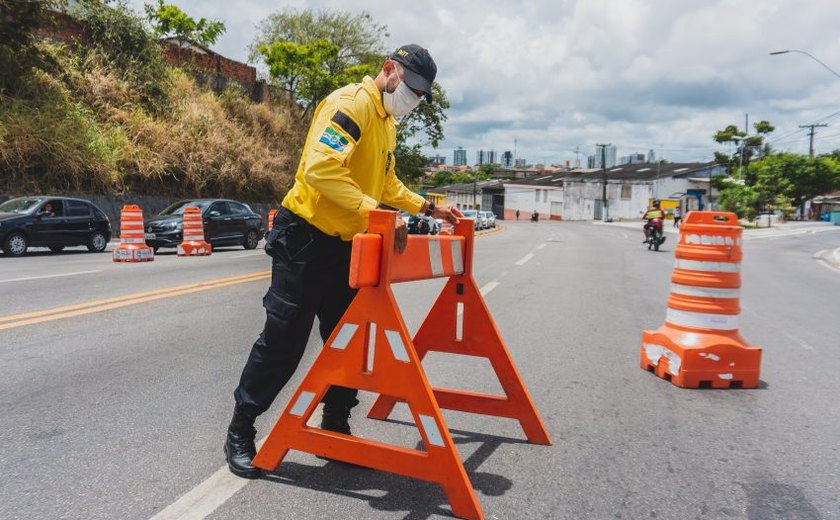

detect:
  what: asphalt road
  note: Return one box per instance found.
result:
[1,221,839,520]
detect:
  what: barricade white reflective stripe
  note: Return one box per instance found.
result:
[684,234,736,246]
[384,329,409,362]
[418,414,445,447]
[121,238,146,244]
[183,235,205,240]
[666,308,740,330]
[121,212,143,218]
[450,239,464,274]
[428,238,443,276]
[670,283,740,299]
[289,391,315,416]
[674,259,740,273]
[331,323,359,350]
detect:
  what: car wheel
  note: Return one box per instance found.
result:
[243,229,259,250]
[4,231,29,257]
[153,246,160,254]
[87,231,108,252]
[49,245,65,253]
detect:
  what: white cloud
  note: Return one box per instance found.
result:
[125,0,840,163]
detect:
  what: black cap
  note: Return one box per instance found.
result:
[390,44,437,102]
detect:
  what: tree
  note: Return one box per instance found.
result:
[713,120,775,177]
[716,179,759,221]
[750,153,840,217]
[253,8,450,183]
[251,8,385,112]
[144,0,226,47]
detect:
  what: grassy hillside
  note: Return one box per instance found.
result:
[0,8,304,203]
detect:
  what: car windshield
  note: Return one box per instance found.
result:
[463,210,478,218]
[0,197,43,214]
[159,200,211,215]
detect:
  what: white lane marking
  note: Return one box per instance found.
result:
[813,249,827,259]
[537,243,547,249]
[785,332,814,351]
[148,438,267,520]
[0,270,101,284]
[515,253,535,266]
[744,227,840,240]
[480,281,500,296]
[230,252,265,258]
[619,232,629,240]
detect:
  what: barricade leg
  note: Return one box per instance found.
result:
[252,286,484,520]
[368,275,552,446]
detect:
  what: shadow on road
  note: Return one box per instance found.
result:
[261,422,523,519]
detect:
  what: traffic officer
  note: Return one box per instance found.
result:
[224,44,463,478]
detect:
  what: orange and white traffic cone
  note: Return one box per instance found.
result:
[641,211,762,388]
[267,208,278,233]
[177,206,211,256]
[113,204,154,262]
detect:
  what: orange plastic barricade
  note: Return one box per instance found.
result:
[177,206,211,256]
[267,208,278,232]
[641,211,762,388]
[253,210,550,520]
[112,204,154,262]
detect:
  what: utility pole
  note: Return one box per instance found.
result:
[799,124,828,156]
[596,143,611,221]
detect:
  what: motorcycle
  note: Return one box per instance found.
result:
[646,217,666,251]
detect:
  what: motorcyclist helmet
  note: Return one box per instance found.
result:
[652,199,660,207]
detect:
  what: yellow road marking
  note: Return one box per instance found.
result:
[0,270,270,331]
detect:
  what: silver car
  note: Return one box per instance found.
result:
[479,211,496,228]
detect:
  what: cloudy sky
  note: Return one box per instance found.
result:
[126,0,840,166]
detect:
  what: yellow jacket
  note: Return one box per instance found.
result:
[282,76,425,240]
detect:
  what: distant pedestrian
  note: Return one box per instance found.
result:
[673,206,682,228]
[516,209,520,220]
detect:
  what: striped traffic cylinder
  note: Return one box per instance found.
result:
[641,211,761,388]
[267,208,278,232]
[113,204,154,262]
[177,206,212,256]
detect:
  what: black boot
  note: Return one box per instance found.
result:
[320,398,359,435]
[224,406,260,479]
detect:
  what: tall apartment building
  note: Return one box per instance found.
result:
[476,149,497,165]
[427,154,446,165]
[501,151,514,167]
[453,147,467,166]
[591,145,617,168]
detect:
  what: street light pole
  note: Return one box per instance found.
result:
[596,143,610,221]
[770,49,840,80]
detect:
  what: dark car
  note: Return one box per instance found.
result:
[144,199,264,252]
[0,196,112,257]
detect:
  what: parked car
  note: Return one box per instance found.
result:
[144,199,264,252]
[480,211,496,228]
[462,209,482,230]
[0,196,112,257]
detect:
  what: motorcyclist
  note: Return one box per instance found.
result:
[642,199,664,243]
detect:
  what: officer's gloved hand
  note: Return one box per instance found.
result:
[394,218,408,254]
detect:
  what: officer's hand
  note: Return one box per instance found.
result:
[394,217,408,254]
[432,204,462,225]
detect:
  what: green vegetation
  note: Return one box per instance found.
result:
[1,1,303,202]
[144,0,226,47]
[713,121,840,220]
[251,7,449,184]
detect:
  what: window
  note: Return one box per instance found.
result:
[535,190,540,202]
[229,203,250,216]
[543,190,548,202]
[208,201,230,215]
[66,200,91,217]
[621,185,632,200]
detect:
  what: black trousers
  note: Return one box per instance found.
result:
[234,208,358,417]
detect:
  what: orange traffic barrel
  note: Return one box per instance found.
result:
[267,208,278,232]
[641,211,761,388]
[177,206,211,256]
[113,205,154,262]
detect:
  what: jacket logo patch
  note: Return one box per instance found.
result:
[319,127,349,152]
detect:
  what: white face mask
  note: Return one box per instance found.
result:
[382,73,422,118]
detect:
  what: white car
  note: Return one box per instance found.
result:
[479,211,496,228]
[462,209,482,230]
